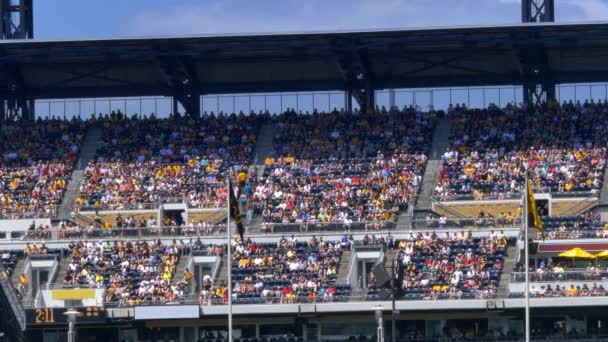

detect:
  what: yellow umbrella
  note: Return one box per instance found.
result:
[558,248,595,259]
[595,250,608,258]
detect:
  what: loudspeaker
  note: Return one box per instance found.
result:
[379,288,392,300]
[372,263,390,287]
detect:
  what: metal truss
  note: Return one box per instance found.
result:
[0,0,33,122]
[522,0,555,23]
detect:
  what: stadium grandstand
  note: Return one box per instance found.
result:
[6,0,608,341]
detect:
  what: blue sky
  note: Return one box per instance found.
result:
[32,0,608,117]
[35,0,608,40]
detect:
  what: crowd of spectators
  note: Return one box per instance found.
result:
[1,118,86,218]
[76,111,260,210]
[1,250,17,276]
[368,231,508,300]
[253,107,436,228]
[64,239,190,306]
[513,259,608,283]
[200,236,351,305]
[535,213,608,240]
[520,283,608,297]
[436,100,608,201]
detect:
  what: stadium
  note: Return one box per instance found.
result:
[3,0,608,341]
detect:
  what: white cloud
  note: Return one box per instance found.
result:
[124,0,608,38]
[126,0,523,37]
[561,0,608,21]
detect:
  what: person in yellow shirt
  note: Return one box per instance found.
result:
[18,273,28,296]
[19,273,28,287]
[184,269,193,282]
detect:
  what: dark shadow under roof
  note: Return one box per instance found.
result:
[0,21,608,99]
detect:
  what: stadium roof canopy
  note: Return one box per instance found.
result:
[1,21,608,104]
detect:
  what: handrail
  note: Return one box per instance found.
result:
[22,260,32,300]
[560,196,598,215]
[47,257,61,290]
[411,217,520,230]
[259,220,396,234]
[511,270,608,283]
[347,246,359,288]
[433,189,597,202]
[212,255,223,283]
[0,264,26,331]
[432,201,464,217]
[34,285,42,308]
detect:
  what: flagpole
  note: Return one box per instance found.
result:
[226,175,233,342]
[524,175,530,342]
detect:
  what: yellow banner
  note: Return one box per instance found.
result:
[527,179,543,231]
[51,289,95,300]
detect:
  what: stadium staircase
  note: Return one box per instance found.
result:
[336,249,352,284]
[0,265,26,341]
[52,257,70,287]
[358,248,397,301]
[247,123,277,227]
[213,254,229,287]
[57,126,103,220]
[175,255,190,281]
[414,117,451,218]
[599,171,608,220]
[9,259,26,290]
[496,245,517,299]
[253,123,276,168]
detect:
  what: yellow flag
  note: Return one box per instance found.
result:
[527,179,543,231]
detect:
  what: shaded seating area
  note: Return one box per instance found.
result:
[229,239,351,304]
[368,233,507,301]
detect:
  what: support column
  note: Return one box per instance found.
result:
[523,80,555,106]
[0,0,34,39]
[389,89,396,109]
[521,0,555,23]
[1,0,35,123]
[345,90,353,113]
[172,97,179,115]
[365,82,375,114]
[192,94,201,117]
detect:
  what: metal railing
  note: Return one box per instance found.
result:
[433,192,522,202]
[536,231,608,240]
[47,257,61,290]
[0,206,58,220]
[19,225,227,241]
[410,218,521,230]
[1,222,410,244]
[212,255,223,283]
[77,202,165,211]
[321,337,608,342]
[347,247,359,288]
[0,264,26,331]
[434,189,596,202]
[511,270,608,283]
[258,221,396,234]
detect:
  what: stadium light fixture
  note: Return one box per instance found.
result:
[63,308,82,342]
[373,305,384,342]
